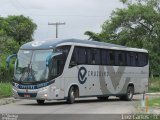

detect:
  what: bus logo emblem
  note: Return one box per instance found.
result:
[78,67,87,84]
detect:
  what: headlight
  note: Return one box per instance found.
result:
[44,94,48,97]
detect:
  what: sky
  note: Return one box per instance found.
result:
[0,0,123,41]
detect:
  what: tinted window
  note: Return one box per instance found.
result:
[130,52,136,66]
[55,45,71,54]
[87,48,101,65]
[109,51,115,65]
[101,49,108,65]
[70,46,148,67]
[78,47,86,64]
[116,51,126,66]
[70,46,86,67]
[86,48,92,64]
[143,53,148,66]
[94,49,101,65]
[138,53,148,67]
[49,54,65,79]
[126,52,130,66]
[70,47,78,67]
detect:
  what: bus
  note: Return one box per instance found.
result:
[6,39,149,104]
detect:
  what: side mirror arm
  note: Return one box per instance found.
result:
[6,54,17,69]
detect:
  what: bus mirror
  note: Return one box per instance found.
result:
[46,53,62,67]
[6,54,17,69]
[46,54,52,67]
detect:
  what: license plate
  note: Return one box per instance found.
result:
[24,94,30,98]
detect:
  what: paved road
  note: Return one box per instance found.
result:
[0,95,143,114]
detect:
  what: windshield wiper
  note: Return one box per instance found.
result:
[19,64,30,82]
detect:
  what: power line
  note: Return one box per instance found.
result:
[16,0,30,16]
[48,22,66,38]
[7,0,107,18]
[9,0,22,13]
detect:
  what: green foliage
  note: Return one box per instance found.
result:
[148,77,160,92]
[85,0,160,76]
[0,15,37,82]
[4,15,37,45]
[0,83,12,98]
[84,31,101,41]
[0,36,20,82]
[148,97,160,106]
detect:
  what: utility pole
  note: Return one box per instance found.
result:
[48,22,66,38]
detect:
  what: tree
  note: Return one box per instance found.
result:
[0,36,20,82]
[4,15,37,45]
[85,0,160,76]
[0,15,37,82]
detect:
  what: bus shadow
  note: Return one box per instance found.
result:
[20,98,140,106]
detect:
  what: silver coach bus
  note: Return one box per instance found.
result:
[6,39,149,104]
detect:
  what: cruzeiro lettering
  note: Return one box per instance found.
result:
[78,67,111,84]
[88,70,107,77]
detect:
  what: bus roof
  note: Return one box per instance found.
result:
[20,38,148,53]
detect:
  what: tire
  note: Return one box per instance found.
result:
[97,96,109,101]
[67,87,76,104]
[37,100,45,104]
[125,86,134,101]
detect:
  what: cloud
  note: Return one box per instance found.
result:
[0,0,123,40]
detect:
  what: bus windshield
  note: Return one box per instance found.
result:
[14,49,52,83]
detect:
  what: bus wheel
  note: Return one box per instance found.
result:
[67,86,76,104]
[97,96,109,101]
[125,85,134,101]
[37,100,45,104]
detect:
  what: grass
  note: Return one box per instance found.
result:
[148,77,160,93]
[148,97,160,107]
[0,83,12,98]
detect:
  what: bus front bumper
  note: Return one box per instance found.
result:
[12,86,64,100]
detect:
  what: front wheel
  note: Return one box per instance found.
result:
[37,100,45,104]
[67,87,75,104]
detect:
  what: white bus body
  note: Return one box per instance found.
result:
[8,39,149,104]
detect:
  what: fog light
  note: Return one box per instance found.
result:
[44,94,47,97]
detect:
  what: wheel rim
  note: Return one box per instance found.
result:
[128,87,133,99]
[71,90,75,99]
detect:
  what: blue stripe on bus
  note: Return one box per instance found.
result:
[13,80,55,89]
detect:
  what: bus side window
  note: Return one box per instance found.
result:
[70,47,78,67]
[101,49,108,65]
[138,53,148,67]
[87,48,101,65]
[78,47,86,64]
[143,53,148,66]
[87,48,92,64]
[127,52,131,66]
[138,53,143,67]
[130,52,136,66]
[94,49,101,65]
[50,55,65,78]
[109,50,115,65]
[116,51,125,66]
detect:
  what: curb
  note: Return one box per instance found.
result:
[0,97,16,106]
